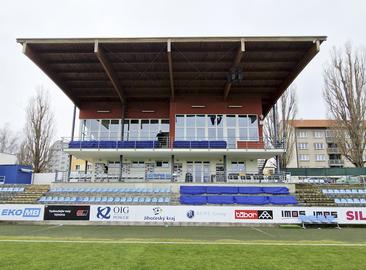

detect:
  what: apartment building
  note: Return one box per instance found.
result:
[287,120,366,168]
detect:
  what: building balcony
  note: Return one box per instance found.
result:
[56,170,287,183]
[62,137,285,160]
[327,147,341,154]
[328,159,344,166]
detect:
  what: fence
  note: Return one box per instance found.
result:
[287,168,366,177]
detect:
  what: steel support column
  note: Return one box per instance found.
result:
[67,105,77,182]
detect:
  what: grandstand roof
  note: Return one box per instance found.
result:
[17,36,326,115]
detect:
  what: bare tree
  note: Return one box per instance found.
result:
[264,85,297,170]
[18,87,55,172]
[323,43,366,167]
[0,123,19,154]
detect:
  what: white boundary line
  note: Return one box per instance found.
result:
[0,239,365,246]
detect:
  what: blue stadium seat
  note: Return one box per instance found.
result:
[238,186,263,194]
[120,197,127,203]
[262,187,289,194]
[269,196,298,205]
[151,197,158,203]
[138,197,145,203]
[206,186,238,194]
[164,197,170,203]
[234,196,269,205]
[346,198,354,204]
[114,197,121,203]
[145,197,152,203]
[207,196,234,204]
[132,197,139,203]
[126,197,133,203]
[180,196,207,205]
[158,197,164,203]
[180,186,206,195]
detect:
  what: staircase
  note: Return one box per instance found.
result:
[257,159,266,174]
[295,184,335,207]
[8,185,49,204]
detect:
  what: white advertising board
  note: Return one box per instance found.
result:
[0,204,44,221]
[90,205,366,224]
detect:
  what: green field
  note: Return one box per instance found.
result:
[0,224,365,270]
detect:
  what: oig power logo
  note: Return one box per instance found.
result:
[97,206,111,219]
[96,206,129,220]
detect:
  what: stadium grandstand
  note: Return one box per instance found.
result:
[2,35,364,227]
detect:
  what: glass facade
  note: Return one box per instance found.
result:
[81,119,169,140]
[175,114,259,141]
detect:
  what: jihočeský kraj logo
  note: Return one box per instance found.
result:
[186,210,195,219]
[97,206,111,220]
[153,207,163,215]
[144,207,175,222]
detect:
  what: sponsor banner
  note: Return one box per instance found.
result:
[44,205,90,221]
[0,204,44,221]
[90,205,366,224]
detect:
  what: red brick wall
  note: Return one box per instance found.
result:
[125,100,169,119]
[79,100,170,119]
[79,102,122,119]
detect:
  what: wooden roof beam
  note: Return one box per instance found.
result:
[224,39,245,100]
[263,40,321,116]
[94,41,125,104]
[22,43,80,107]
[167,39,175,100]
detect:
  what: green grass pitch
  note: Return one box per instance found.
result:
[0,224,365,270]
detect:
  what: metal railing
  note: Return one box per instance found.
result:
[55,170,288,183]
[327,147,341,154]
[329,159,344,166]
[62,136,285,151]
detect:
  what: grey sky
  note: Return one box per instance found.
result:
[0,0,365,139]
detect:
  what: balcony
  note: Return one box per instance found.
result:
[328,159,344,166]
[325,136,335,143]
[327,147,341,154]
[62,137,285,160]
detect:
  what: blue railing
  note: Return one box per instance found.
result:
[64,137,284,150]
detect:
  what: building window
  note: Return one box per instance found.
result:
[75,165,80,171]
[298,154,309,161]
[315,154,326,161]
[314,130,324,138]
[81,119,169,141]
[156,161,169,168]
[298,143,308,150]
[174,114,258,141]
[314,143,324,150]
[131,161,145,168]
[298,130,308,138]
[231,161,245,173]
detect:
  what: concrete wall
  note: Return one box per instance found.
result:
[33,173,56,185]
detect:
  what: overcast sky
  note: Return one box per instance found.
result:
[0,0,365,139]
